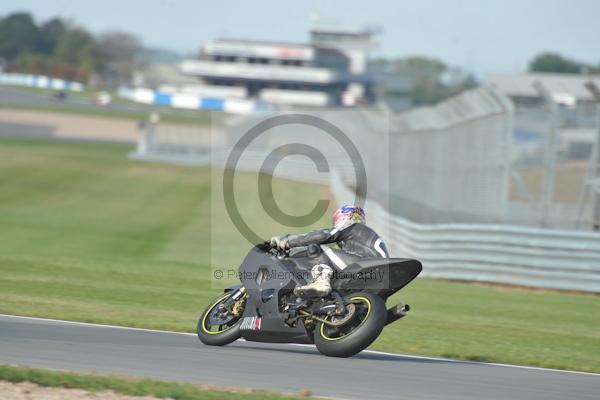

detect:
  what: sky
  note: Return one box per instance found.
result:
[1,0,599,77]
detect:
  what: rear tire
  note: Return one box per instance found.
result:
[314,292,386,357]
[197,292,243,346]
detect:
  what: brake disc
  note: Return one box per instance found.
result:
[209,304,235,325]
[326,303,356,327]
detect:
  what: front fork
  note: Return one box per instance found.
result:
[224,286,246,317]
[229,286,246,300]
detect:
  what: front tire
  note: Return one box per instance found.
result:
[197,292,243,346]
[314,292,387,357]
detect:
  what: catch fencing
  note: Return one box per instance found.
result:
[330,171,600,292]
[385,87,514,224]
[217,86,514,226]
[509,102,598,229]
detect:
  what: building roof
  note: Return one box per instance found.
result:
[485,73,600,101]
[204,39,314,61]
[211,38,310,50]
[310,24,378,36]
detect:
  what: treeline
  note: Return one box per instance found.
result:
[370,56,477,106]
[372,51,599,106]
[0,12,145,85]
[528,52,600,75]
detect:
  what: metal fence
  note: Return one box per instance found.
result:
[509,101,598,229]
[330,170,600,292]
[386,87,514,224]
[216,86,515,225]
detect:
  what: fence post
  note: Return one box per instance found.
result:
[533,81,558,228]
[584,81,600,231]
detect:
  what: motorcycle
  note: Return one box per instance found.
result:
[197,242,422,357]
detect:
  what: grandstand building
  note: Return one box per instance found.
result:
[179,25,378,107]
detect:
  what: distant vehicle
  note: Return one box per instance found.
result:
[53,90,67,101]
[197,242,421,357]
[95,91,112,106]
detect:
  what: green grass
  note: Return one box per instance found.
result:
[383,281,600,372]
[0,136,333,331]
[0,137,599,373]
[0,364,311,399]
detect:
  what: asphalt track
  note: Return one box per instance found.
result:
[0,315,598,400]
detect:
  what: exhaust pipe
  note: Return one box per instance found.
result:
[386,303,410,325]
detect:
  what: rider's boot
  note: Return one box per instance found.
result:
[294,264,333,298]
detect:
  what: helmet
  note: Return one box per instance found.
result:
[332,205,366,230]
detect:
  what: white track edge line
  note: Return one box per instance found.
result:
[1,314,598,377]
[0,314,196,336]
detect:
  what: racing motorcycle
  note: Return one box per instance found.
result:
[197,242,422,357]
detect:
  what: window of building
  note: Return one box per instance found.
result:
[281,59,303,66]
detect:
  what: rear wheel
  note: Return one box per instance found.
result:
[197,292,244,346]
[314,292,386,357]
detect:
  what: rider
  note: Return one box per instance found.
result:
[270,205,389,298]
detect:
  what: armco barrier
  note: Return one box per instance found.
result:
[118,87,271,115]
[331,171,600,292]
[0,73,84,91]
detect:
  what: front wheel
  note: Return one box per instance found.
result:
[197,292,244,346]
[314,292,387,357]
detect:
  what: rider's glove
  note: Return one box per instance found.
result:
[269,235,289,251]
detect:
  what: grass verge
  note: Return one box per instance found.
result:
[0,364,310,399]
[0,137,598,372]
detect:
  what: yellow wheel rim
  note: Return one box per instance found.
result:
[201,293,237,335]
[319,296,372,341]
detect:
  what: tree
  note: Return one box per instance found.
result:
[39,17,66,55]
[0,12,152,85]
[54,26,103,72]
[400,56,447,77]
[371,56,476,106]
[0,12,41,62]
[97,31,146,85]
[528,52,585,74]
